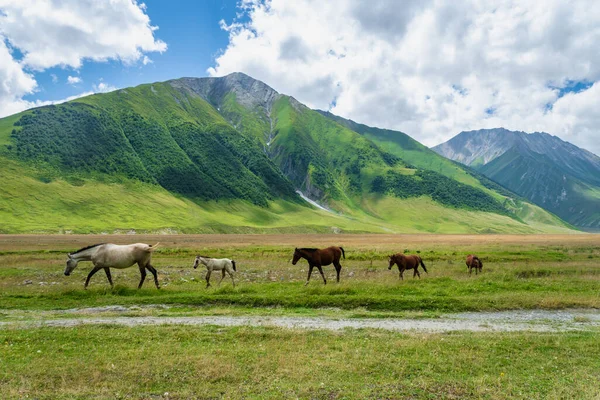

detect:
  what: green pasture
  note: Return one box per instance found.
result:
[0,156,575,234]
[1,238,599,313]
[1,326,599,399]
[1,236,600,399]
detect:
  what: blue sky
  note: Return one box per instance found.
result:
[24,0,239,103]
[1,1,599,155]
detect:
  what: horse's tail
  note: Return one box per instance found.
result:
[340,247,345,259]
[148,243,160,252]
[419,257,428,273]
[231,260,237,271]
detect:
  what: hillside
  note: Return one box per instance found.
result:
[433,128,600,230]
[0,74,576,233]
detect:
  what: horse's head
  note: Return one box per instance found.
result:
[64,254,78,276]
[292,248,302,265]
[192,256,200,269]
[387,255,395,270]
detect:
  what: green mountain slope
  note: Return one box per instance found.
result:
[9,82,297,205]
[0,73,577,233]
[316,111,571,230]
[318,111,487,189]
[434,128,600,230]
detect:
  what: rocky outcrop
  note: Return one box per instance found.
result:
[433,128,600,185]
[169,72,281,115]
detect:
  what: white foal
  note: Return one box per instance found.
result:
[193,255,236,288]
[64,243,160,289]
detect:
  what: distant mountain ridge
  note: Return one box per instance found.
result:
[433,128,600,230]
[0,74,577,233]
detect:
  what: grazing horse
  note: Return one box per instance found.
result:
[64,243,160,289]
[193,256,237,288]
[466,254,483,275]
[292,246,345,285]
[388,253,428,280]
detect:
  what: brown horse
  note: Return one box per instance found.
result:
[466,254,483,275]
[388,253,428,280]
[292,246,345,285]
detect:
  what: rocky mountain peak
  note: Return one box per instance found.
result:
[169,72,281,112]
[432,128,520,166]
[432,127,600,229]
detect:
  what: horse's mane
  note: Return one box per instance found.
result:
[297,248,318,252]
[71,243,105,255]
[392,253,417,259]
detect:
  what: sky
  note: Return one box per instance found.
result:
[1,0,599,155]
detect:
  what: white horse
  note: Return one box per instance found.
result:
[64,243,160,289]
[193,255,237,288]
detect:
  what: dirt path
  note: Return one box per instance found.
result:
[1,308,599,332]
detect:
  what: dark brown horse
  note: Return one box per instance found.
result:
[388,253,428,280]
[466,254,483,275]
[292,246,345,285]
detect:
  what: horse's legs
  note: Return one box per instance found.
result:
[305,264,315,286]
[146,264,160,289]
[333,261,342,283]
[399,267,404,280]
[228,269,235,287]
[205,269,212,288]
[84,266,102,289]
[137,264,147,289]
[316,265,327,285]
[218,269,226,286]
[104,268,114,288]
[414,268,421,279]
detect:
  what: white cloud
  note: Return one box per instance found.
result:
[0,38,37,116]
[67,75,81,85]
[210,0,600,155]
[0,0,165,117]
[0,0,166,70]
[50,73,58,83]
[15,80,119,111]
[92,81,117,93]
[3,79,118,115]
[28,91,94,108]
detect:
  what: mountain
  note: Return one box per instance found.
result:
[0,74,576,233]
[433,128,600,230]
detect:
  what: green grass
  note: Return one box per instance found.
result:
[0,157,379,234]
[1,235,598,312]
[0,153,575,234]
[2,235,600,398]
[1,325,599,399]
[0,113,23,148]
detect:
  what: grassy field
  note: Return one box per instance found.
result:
[1,234,599,312]
[0,155,577,235]
[1,325,599,399]
[1,234,599,399]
